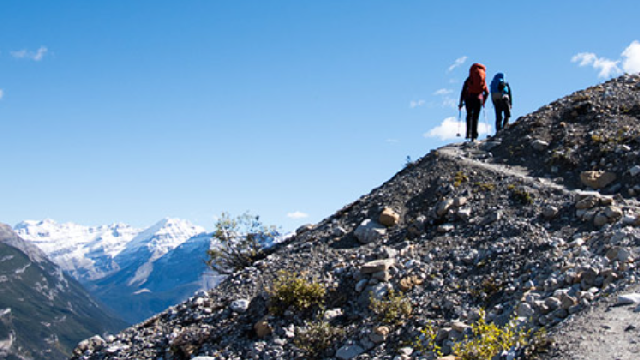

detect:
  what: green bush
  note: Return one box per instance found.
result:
[454,171,468,187]
[413,320,443,358]
[206,212,277,274]
[452,309,542,360]
[268,270,326,316]
[510,187,533,205]
[369,289,412,325]
[294,319,345,358]
[475,182,496,192]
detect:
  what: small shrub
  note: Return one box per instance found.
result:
[475,182,495,192]
[369,289,412,324]
[510,187,533,205]
[206,212,277,274]
[413,320,443,358]
[454,171,468,187]
[452,309,535,360]
[268,270,326,316]
[294,320,345,358]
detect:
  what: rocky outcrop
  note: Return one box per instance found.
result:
[72,74,640,360]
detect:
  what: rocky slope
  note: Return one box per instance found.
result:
[15,218,223,324]
[0,223,126,360]
[71,74,640,360]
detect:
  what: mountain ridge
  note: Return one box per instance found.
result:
[66,73,640,359]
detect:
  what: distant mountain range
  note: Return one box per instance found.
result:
[15,218,225,324]
[0,223,126,360]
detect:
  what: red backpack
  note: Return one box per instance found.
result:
[467,63,486,94]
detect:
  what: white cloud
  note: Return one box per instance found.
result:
[424,116,492,141]
[287,211,309,219]
[0,89,3,100]
[11,46,48,61]
[434,88,453,95]
[442,97,457,109]
[571,52,621,78]
[570,40,640,78]
[433,88,457,109]
[477,121,492,137]
[409,99,426,108]
[622,40,640,74]
[33,46,48,61]
[424,117,462,140]
[448,56,467,72]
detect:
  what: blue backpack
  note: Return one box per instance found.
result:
[490,73,509,95]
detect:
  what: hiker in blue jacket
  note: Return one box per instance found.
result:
[490,73,513,132]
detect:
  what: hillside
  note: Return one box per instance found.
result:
[0,224,127,360]
[71,74,640,360]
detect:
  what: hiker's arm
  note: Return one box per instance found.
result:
[482,84,489,107]
[458,81,467,109]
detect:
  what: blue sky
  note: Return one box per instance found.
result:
[1,1,639,232]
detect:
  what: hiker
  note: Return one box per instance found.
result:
[490,72,513,132]
[459,63,489,141]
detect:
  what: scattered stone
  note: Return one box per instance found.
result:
[580,171,617,189]
[296,224,315,235]
[604,206,623,219]
[543,206,559,219]
[618,293,640,305]
[453,196,468,207]
[354,219,387,244]
[397,346,413,356]
[229,299,250,313]
[451,320,468,333]
[379,207,400,227]
[370,326,389,344]
[360,259,395,274]
[336,344,365,359]
[254,319,272,338]
[593,212,609,226]
[436,199,455,217]
[532,139,549,151]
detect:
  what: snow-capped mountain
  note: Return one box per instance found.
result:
[0,223,126,360]
[14,218,225,324]
[14,219,141,281]
[15,218,205,281]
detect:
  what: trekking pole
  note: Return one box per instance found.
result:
[483,106,489,137]
[456,109,461,137]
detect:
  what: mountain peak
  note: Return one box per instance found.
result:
[123,218,206,258]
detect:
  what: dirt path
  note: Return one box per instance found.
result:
[437,141,640,211]
[540,285,640,360]
[438,142,575,195]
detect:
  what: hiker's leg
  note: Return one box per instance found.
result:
[494,100,503,132]
[502,99,511,128]
[471,99,481,140]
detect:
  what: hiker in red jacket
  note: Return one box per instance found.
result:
[459,63,489,141]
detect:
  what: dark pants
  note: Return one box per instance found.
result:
[493,97,511,131]
[465,97,482,140]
